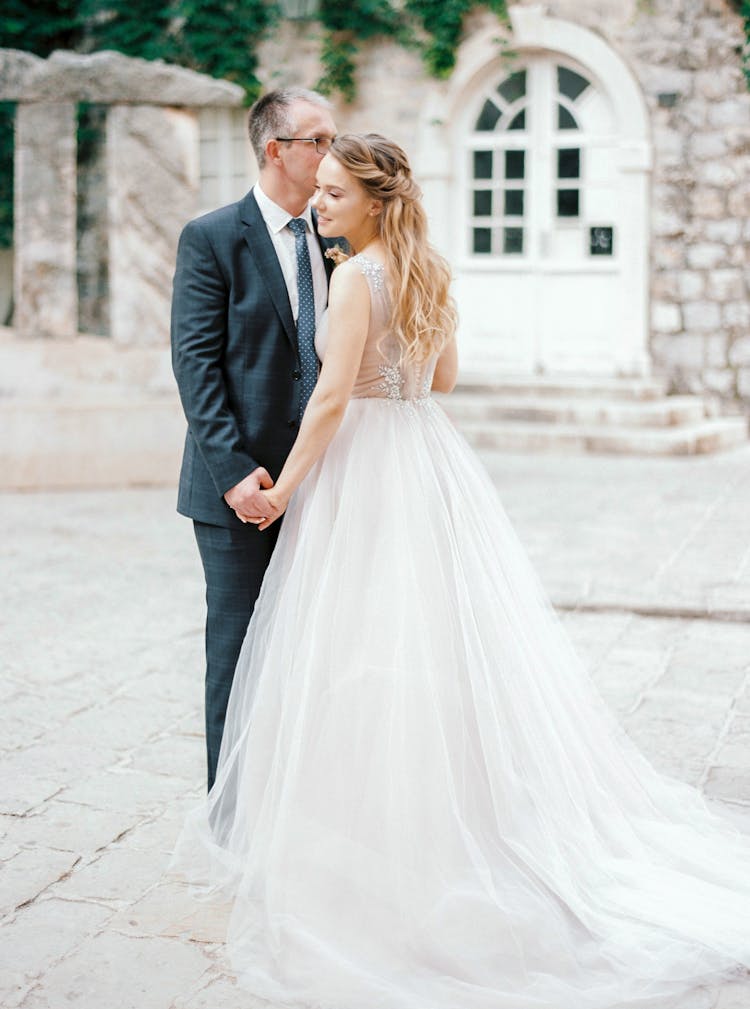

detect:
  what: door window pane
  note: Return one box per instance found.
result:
[557,189,580,217]
[557,148,580,179]
[557,66,590,101]
[473,190,492,216]
[508,108,526,130]
[476,99,502,132]
[473,228,492,254]
[473,150,493,180]
[504,190,524,216]
[497,70,526,104]
[503,227,524,254]
[557,105,578,130]
[505,150,525,179]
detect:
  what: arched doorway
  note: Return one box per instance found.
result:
[417,8,652,377]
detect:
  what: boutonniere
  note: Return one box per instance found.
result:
[324,245,349,267]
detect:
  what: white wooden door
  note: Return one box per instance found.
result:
[454,56,634,374]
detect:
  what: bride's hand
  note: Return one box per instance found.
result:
[257,489,288,531]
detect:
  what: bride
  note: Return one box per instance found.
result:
[169,133,750,1009]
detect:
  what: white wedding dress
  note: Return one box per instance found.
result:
[169,254,750,1009]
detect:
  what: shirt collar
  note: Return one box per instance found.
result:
[254,181,314,235]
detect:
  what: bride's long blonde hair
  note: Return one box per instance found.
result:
[329,133,457,364]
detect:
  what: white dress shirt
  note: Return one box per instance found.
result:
[253,182,327,328]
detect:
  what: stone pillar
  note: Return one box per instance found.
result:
[107,105,199,345]
[14,102,77,339]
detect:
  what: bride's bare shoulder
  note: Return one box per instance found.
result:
[328,257,372,297]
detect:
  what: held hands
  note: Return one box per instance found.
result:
[257,489,287,531]
[223,467,288,530]
[224,467,274,525]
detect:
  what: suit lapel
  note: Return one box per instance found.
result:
[240,191,297,349]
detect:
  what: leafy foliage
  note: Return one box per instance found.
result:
[406,0,507,79]
[316,0,407,102]
[739,0,750,87]
[0,0,81,54]
[169,0,280,100]
[315,0,508,99]
[0,105,14,250]
[77,0,181,64]
[0,0,280,100]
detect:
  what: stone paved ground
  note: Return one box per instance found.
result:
[2,444,750,1009]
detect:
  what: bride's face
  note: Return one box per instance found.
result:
[313,154,379,240]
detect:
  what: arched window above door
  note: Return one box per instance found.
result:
[475,69,528,132]
[468,61,600,258]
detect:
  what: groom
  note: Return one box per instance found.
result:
[171,88,339,791]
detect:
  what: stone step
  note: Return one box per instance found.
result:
[451,416,749,456]
[454,373,669,401]
[0,396,185,490]
[441,393,708,428]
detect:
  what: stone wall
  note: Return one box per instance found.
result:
[620,0,750,400]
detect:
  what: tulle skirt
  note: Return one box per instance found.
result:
[169,396,750,1009]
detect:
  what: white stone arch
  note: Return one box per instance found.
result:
[416,5,653,376]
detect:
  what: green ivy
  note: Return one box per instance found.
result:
[0,105,14,250]
[77,0,181,64]
[169,0,280,101]
[317,0,407,102]
[0,0,81,53]
[315,0,508,101]
[740,0,750,87]
[406,0,507,80]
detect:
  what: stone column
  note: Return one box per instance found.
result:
[14,102,77,339]
[107,105,199,345]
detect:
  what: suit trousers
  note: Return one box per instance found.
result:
[193,519,281,792]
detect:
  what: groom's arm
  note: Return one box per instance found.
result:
[171,219,262,499]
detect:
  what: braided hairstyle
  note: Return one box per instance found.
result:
[329,133,457,364]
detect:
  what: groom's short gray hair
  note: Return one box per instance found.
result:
[248,87,333,168]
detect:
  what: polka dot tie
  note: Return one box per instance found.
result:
[288,217,318,420]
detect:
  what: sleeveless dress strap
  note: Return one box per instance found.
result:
[348,254,386,293]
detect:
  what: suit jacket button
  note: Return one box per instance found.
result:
[288,419,297,428]
[292,370,301,380]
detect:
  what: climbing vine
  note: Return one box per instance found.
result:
[316,0,508,101]
[738,0,750,87]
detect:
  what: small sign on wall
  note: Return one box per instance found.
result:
[589,226,614,256]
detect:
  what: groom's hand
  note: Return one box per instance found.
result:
[224,467,274,524]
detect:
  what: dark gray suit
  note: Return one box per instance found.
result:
[171,190,336,790]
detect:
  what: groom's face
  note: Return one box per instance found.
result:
[278,101,337,199]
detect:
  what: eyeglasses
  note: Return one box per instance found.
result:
[275,137,335,154]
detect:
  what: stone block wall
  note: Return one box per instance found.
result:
[620,0,750,400]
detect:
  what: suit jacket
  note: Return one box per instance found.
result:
[171,190,339,529]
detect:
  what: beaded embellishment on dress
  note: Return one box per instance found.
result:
[350,254,385,292]
[377,362,404,401]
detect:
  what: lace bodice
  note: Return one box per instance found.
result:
[314,254,435,402]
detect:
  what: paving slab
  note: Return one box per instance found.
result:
[2,444,750,1007]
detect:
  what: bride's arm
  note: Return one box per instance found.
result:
[258,263,370,529]
[431,336,458,393]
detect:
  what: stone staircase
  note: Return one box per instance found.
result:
[437,374,749,455]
